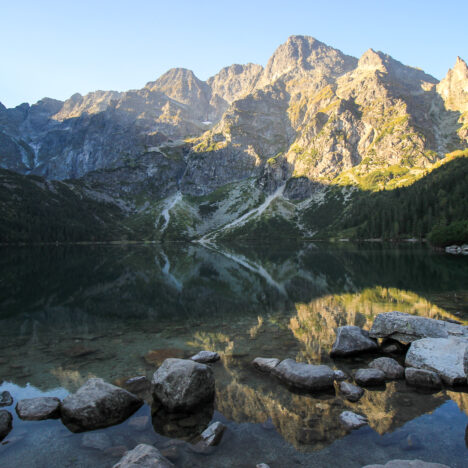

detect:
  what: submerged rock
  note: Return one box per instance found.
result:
[190,350,220,363]
[369,311,468,343]
[113,444,174,468]
[354,368,386,386]
[333,370,347,381]
[272,359,335,391]
[16,397,61,420]
[362,460,450,468]
[0,410,12,441]
[339,411,368,430]
[0,391,13,407]
[252,357,280,373]
[61,378,143,432]
[339,381,364,402]
[330,326,378,357]
[81,431,112,451]
[200,421,226,446]
[405,337,468,385]
[152,358,215,411]
[405,367,442,389]
[369,357,404,379]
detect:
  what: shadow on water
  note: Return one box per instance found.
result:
[0,242,467,467]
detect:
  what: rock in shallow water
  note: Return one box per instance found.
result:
[405,337,468,385]
[272,359,335,391]
[113,444,174,468]
[354,368,386,386]
[123,376,151,395]
[252,357,280,373]
[190,350,220,363]
[369,357,404,379]
[81,431,112,451]
[339,411,368,430]
[330,326,378,357]
[200,421,226,446]
[333,370,347,381]
[0,391,13,407]
[369,311,468,343]
[152,358,215,411]
[339,381,364,402]
[61,378,143,432]
[0,410,12,441]
[405,367,442,389]
[16,397,61,420]
[362,460,450,468]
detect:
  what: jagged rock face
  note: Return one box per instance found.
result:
[0,35,467,198]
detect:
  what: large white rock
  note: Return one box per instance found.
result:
[370,311,468,343]
[113,444,174,468]
[362,460,450,468]
[405,337,468,385]
[152,358,215,411]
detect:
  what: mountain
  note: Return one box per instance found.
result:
[0,35,467,244]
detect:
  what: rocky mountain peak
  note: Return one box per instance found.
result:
[358,48,388,72]
[437,56,468,112]
[258,35,357,87]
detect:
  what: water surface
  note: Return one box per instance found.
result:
[0,243,467,467]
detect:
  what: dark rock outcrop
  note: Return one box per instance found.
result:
[330,326,378,357]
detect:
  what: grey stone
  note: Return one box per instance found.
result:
[200,421,225,446]
[113,444,174,468]
[330,326,378,357]
[339,381,364,402]
[370,311,468,343]
[339,411,368,430]
[272,359,335,391]
[405,337,468,385]
[354,368,386,386]
[252,357,280,373]
[333,370,347,381]
[124,376,151,394]
[61,378,143,432]
[0,410,12,441]
[152,358,215,411]
[16,397,61,420]
[256,465,271,468]
[405,367,442,389]
[81,431,112,451]
[362,460,450,468]
[369,357,404,379]
[0,391,13,407]
[190,350,220,363]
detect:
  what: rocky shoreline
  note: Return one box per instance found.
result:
[0,311,466,467]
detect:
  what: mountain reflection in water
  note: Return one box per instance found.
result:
[0,242,467,467]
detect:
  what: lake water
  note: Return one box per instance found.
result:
[0,242,467,467]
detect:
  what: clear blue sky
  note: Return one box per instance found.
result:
[1,0,467,108]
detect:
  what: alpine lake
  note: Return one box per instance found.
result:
[0,242,467,468]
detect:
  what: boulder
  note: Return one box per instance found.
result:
[256,465,271,468]
[252,357,280,373]
[61,378,143,432]
[0,391,13,407]
[333,369,347,381]
[122,376,151,395]
[354,368,386,386]
[113,444,174,468]
[16,397,61,420]
[272,359,335,391]
[339,381,364,402]
[200,421,225,446]
[362,460,450,468]
[380,338,407,354]
[330,326,378,357]
[369,357,404,379]
[405,368,442,389]
[405,337,468,385]
[370,311,468,343]
[339,411,368,430]
[0,410,12,441]
[190,351,220,363]
[152,358,215,411]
